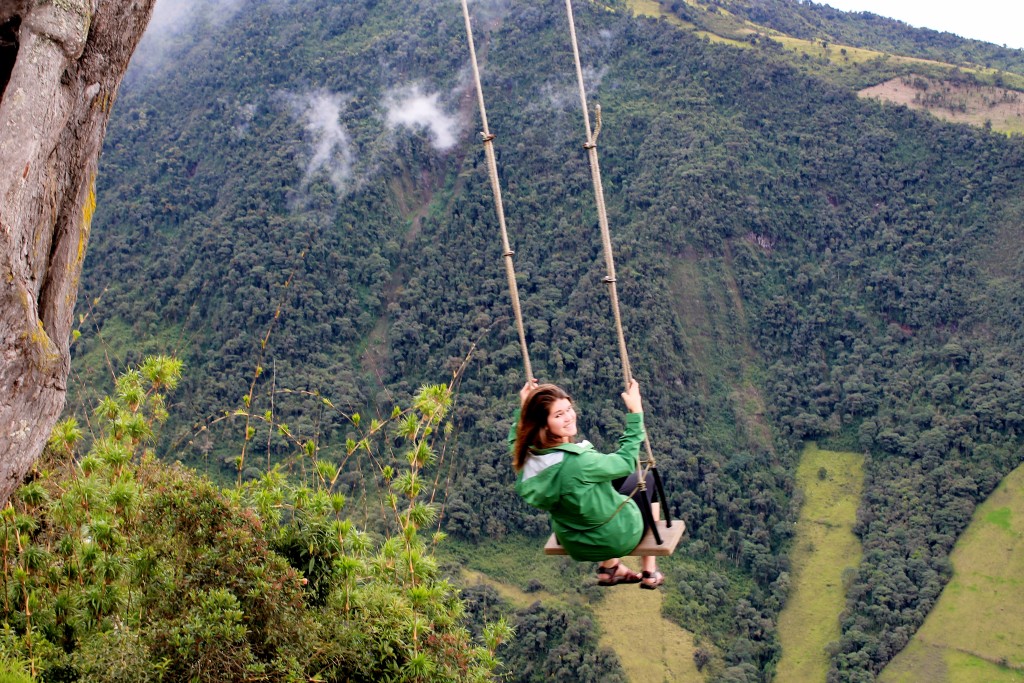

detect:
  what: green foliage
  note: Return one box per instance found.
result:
[0,655,33,683]
[73,0,1024,680]
[3,360,504,682]
[461,584,626,683]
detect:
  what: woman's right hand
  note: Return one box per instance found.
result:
[519,379,539,406]
[621,379,643,413]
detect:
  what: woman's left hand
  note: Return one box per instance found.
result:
[621,379,643,413]
[519,379,539,405]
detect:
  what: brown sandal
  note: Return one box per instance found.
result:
[596,562,642,586]
[640,570,664,590]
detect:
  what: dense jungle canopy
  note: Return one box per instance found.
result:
[60,0,1024,679]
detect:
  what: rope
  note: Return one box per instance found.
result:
[460,0,533,382]
[457,0,673,547]
[563,0,656,472]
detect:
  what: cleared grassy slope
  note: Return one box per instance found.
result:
[775,444,865,682]
[860,77,1024,134]
[592,572,704,683]
[880,463,1024,683]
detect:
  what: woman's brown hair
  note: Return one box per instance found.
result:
[513,384,572,473]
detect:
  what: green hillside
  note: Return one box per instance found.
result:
[880,461,1024,683]
[661,0,1024,77]
[71,0,1024,680]
[633,0,1024,132]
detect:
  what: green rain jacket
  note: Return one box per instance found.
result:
[510,410,646,561]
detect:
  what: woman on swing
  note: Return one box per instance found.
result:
[510,378,664,589]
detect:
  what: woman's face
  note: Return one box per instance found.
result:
[546,398,577,442]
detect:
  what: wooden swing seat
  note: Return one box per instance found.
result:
[544,519,685,557]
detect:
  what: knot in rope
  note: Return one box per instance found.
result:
[583,105,602,149]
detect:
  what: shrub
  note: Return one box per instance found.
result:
[0,358,509,682]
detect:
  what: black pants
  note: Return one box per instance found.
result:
[610,473,659,509]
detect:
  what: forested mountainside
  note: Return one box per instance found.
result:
[678,0,1024,76]
[74,0,1024,680]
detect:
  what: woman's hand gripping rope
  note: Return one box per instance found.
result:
[621,379,643,414]
[519,379,539,406]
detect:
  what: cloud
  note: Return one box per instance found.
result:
[130,0,246,76]
[541,65,608,112]
[232,101,257,140]
[147,0,245,36]
[461,0,512,26]
[582,65,609,95]
[383,85,461,152]
[284,90,357,195]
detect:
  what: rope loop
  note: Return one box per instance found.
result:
[503,249,515,257]
[602,276,616,284]
[582,107,602,149]
[480,132,496,143]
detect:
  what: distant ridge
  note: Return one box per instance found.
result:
[691,0,1024,75]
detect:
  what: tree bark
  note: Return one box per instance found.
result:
[0,0,154,503]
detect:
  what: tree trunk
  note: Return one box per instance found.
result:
[0,0,154,503]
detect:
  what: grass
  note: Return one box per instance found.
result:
[448,538,705,682]
[988,507,1013,531]
[627,0,696,30]
[442,536,593,597]
[459,568,574,608]
[775,443,865,683]
[625,0,752,49]
[859,76,1024,135]
[590,569,704,683]
[880,462,1024,683]
[772,35,885,65]
[881,642,1024,683]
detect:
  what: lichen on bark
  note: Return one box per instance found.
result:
[0,0,155,504]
